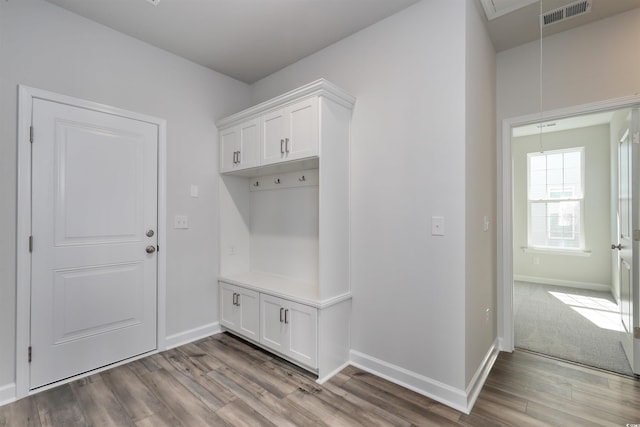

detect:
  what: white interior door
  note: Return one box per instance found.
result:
[617,107,640,374]
[30,98,159,389]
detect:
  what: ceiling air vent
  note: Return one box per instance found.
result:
[542,0,591,27]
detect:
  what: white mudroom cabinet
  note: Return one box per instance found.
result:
[217,79,354,382]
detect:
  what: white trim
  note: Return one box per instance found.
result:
[465,339,499,411]
[15,85,168,400]
[316,360,350,385]
[349,350,469,414]
[521,247,591,257]
[216,79,356,128]
[164,322,221,350]
[479,0,537,20]
[514,275,611,292]
[499,94,640,354]
[0,383,16,407]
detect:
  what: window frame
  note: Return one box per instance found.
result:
[526,147,586,252]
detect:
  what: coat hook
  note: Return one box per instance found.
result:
[253,180,260,187]
[274,178,281,184]
[298,175,306,182]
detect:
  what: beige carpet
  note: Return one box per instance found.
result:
[514,281,633,376]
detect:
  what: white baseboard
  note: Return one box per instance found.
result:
[164,322,221,350]
[514,275,611,292]
[349,350,469,414]
[465,339,499,412]
[0,383,16,407]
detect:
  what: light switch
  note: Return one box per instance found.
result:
[190,185,199,198]
[431,216,445,236]
[174,215,189,229]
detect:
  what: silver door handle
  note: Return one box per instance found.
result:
[612,243,622,250]
[236,294,240,306]
[280,139,285,154]
[232,293,237,305]
[146,245,156,254]
[285,138,290,153]
[236,151,240,163]
[279,307,284,322]
[284,309,289,324]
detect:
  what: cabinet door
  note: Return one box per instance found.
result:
[286,301,318,368]
[285,97,318,161]
[260,294,286,353]
[220,283,259,341]
[238,119,260,170]
[261,109,286,166]
[220,127,239,173]
[219,283,239,329]
[236,287,259,341]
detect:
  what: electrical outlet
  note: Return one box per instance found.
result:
[174,215,189,229]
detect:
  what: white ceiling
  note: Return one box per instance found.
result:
[483,0,640,51]
[44,0,420,84]
[44,0,640,82]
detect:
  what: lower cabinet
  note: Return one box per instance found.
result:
[260,294,318,369]
[219,283,259,342]
[219,281,318,370]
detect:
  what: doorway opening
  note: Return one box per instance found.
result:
[499,96,640,377]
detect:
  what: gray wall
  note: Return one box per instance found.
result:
[512,125,612,287]
[251,0,497,393]
[0,0,250,388]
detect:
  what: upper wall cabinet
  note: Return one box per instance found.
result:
[262,97,318,166]
[220,118,261,173]
[217,79,355,175]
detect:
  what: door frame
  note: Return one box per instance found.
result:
[498,94,640,352]
[16,85,167,399]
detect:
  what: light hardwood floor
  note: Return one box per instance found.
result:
[1,333,639,426]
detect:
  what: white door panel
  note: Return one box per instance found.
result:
[260,295,286,352]
[618,107,640,374]
[287,302,317,368]
[31,98,158,388]
[52,263,144,344]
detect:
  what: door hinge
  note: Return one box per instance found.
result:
[28,346,32,363]
[635,327,640,339]
[29,126,34,143]
[157,245,159,252]
[28,235,33,252]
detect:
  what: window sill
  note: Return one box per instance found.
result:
[521,247,591,257]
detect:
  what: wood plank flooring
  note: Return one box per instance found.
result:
[1,333,639,426]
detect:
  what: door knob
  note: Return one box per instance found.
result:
[146,229,155,237]
[146,245,157,254]
[611,243,622,250]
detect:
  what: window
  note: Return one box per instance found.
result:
[527,148,584,250]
